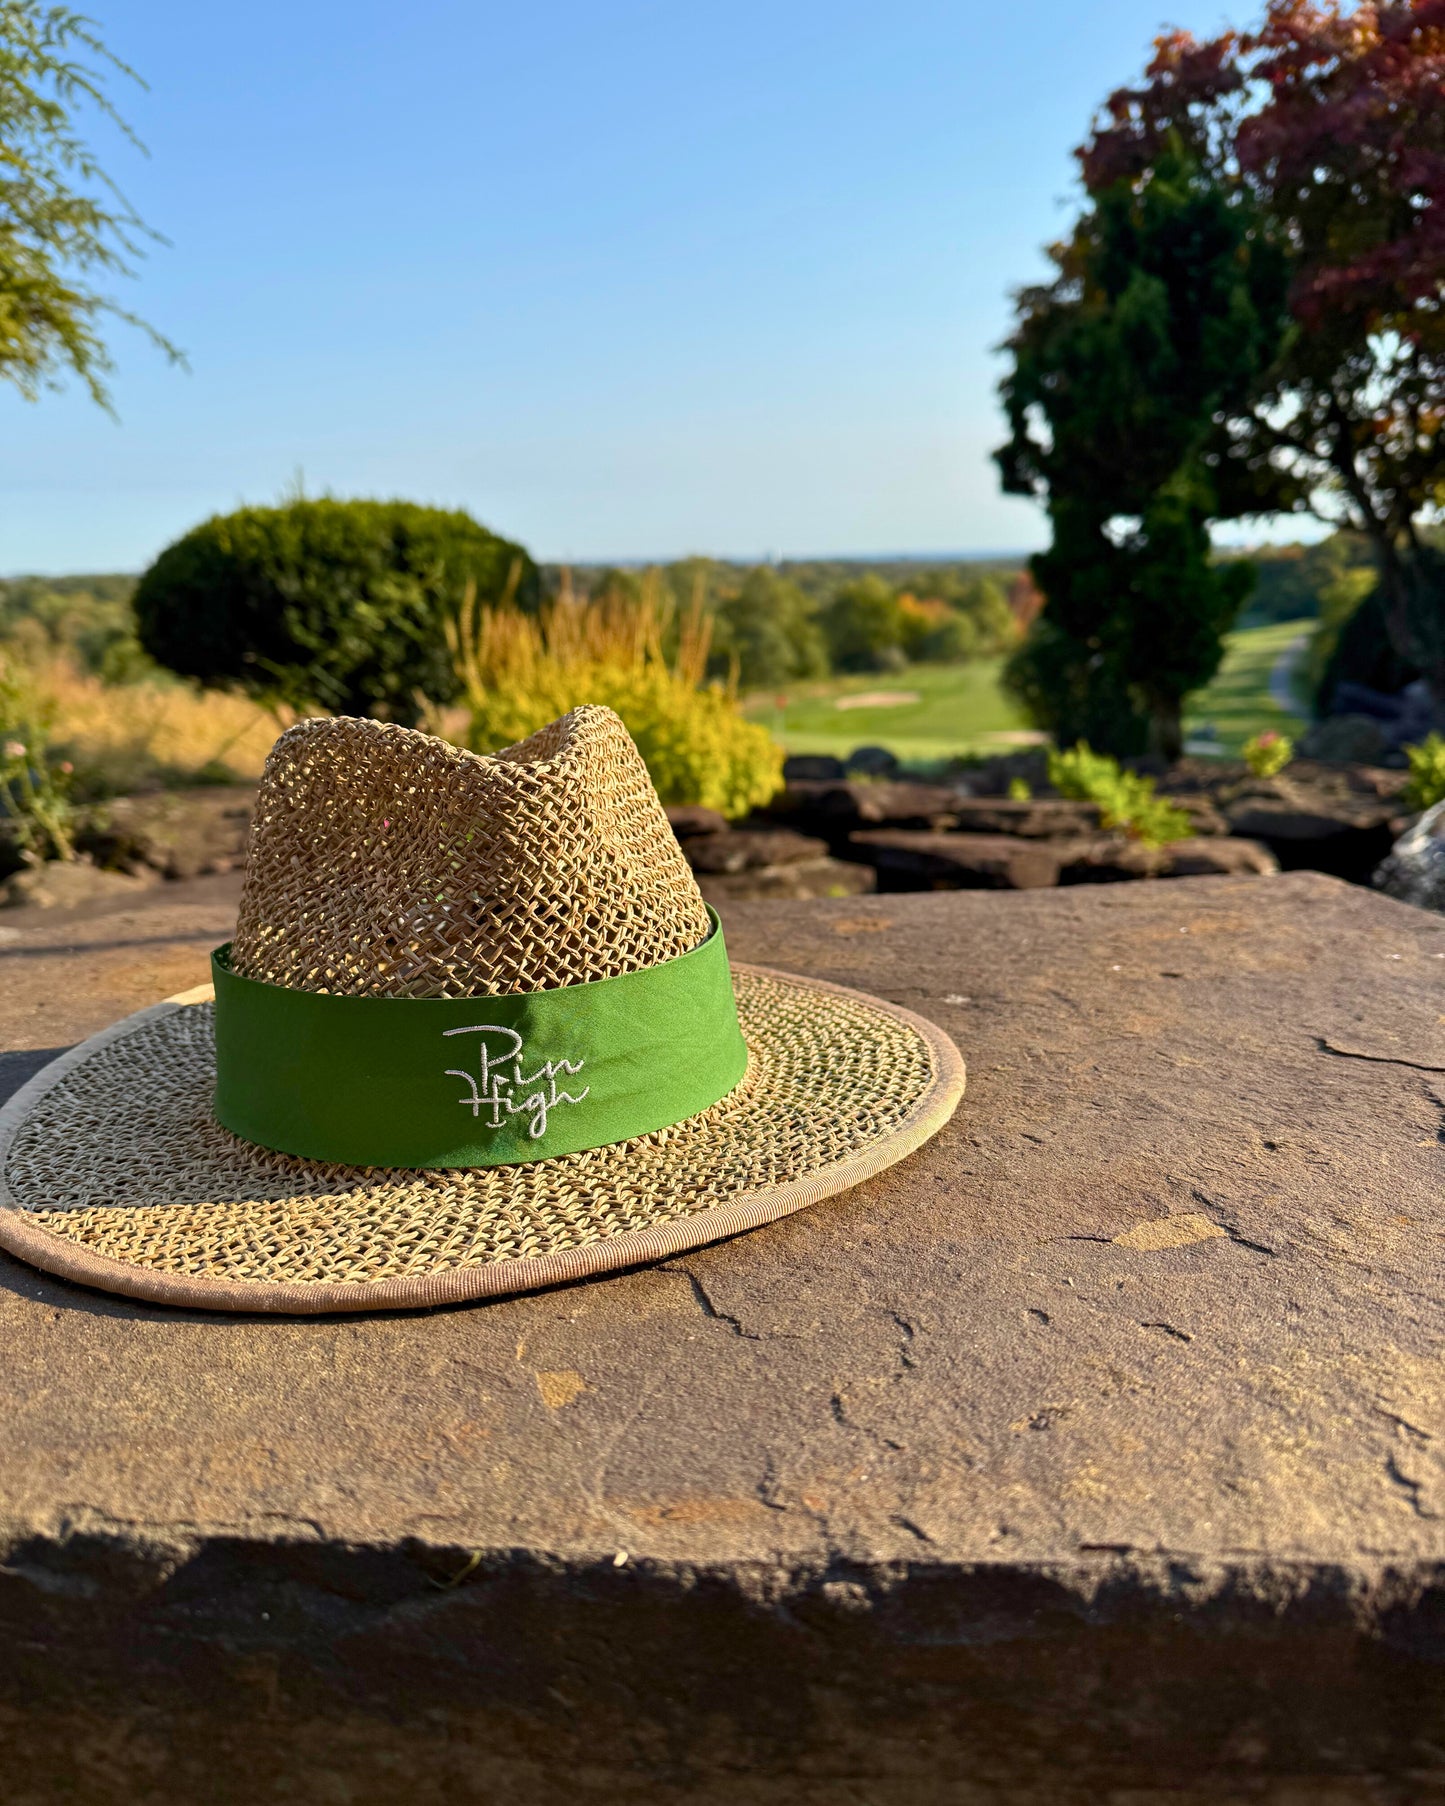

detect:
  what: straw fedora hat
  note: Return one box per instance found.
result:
[0,707,964,1313]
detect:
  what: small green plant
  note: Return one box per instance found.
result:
[0,661,76,863]
[1048,742,1193,846]
[1007,776,1033,801]
[1403,733,1445,813]
[1243,729,1293,778]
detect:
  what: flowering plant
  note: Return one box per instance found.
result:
[1243,730,1293,779]
[0,661,76,864]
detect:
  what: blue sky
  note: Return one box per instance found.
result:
[2,1,1260,575]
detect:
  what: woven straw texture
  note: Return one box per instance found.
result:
[230,707,711,998]
[0,706,966,1311]
[3,968,943,1293]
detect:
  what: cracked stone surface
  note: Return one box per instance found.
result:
[3,871,1445,1802]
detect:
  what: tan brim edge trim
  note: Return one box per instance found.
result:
[0,966,965,1316]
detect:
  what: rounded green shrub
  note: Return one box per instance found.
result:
[134,499,537,725]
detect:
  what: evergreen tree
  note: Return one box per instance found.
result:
[707,567,827,689]
[997,151,1292,756]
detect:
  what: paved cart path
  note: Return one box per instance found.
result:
[1268,630,1311,714]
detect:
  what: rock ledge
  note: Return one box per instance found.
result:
[2,873,1444,1802]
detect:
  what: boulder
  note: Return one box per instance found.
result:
[1375,801,1445,912]
[693,856,874,902]
[1051,835,1279,884]
[75,786,256,881]
[1220,772,1403,884]
[844,744,900,779]
[1160,836,1279,878]
[1215,761,1408,809]
[1298,714,1390,766]
[1159,757,1249,795]
[0,820,25,881]
[665,804,730,839]
[947,798,1104,839]
[1351,764,1415,802]
[9,875,1445,1800]
[781,753,846,781]
[848,830,1061,890]
[852,827,1278,892]
[1159,792,1229,837]
[1,857,159,910]
[760,780,960,842]
[683,829,828,874]
[1322,676,1436,756]
[1223,799,1399,884]
[1056,836,1170,884]
[953,747,1051,797]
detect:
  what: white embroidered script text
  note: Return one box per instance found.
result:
[443,1025,589,1139]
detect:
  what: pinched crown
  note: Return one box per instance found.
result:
[230,707,711,998]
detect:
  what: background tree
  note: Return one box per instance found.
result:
[998,149,1292,755]
[1239,531,1375,626]
[1,1,181,408]
[1084,0,1445,714]
[822,574,907,673]
[706,566,828,689]
[951,574,1020,653]
[0,569,141,674]
[134,499,538,725]
[899,574,1020,662]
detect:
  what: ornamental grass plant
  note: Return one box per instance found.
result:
[447,572,783,819]
[9,658,281,797]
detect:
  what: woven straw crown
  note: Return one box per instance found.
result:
[230,706,711,999]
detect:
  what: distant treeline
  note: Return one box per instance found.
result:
[546,556,1025,601]
[0,572,153,682]
[0,557,1036,697]
[1219,534,1376,627]
[3,538,1403,709]
[545,558,1031,689]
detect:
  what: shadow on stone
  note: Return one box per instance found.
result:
[0,1047,70,1108]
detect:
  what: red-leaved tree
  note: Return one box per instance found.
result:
[1085,0,1445,704]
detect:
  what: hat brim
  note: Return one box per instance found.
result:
[0,966,964,1315]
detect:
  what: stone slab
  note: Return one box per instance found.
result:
[849,827,1063,889]
[3,873,1445,1802]
[693,855,874,902]
[683,828,828,873]
[759,779,961,839]
[944,797,1104,839]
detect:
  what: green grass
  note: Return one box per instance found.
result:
[1182,618,1311,757]
[742,620,1314,766]
[740,659,1033,763]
